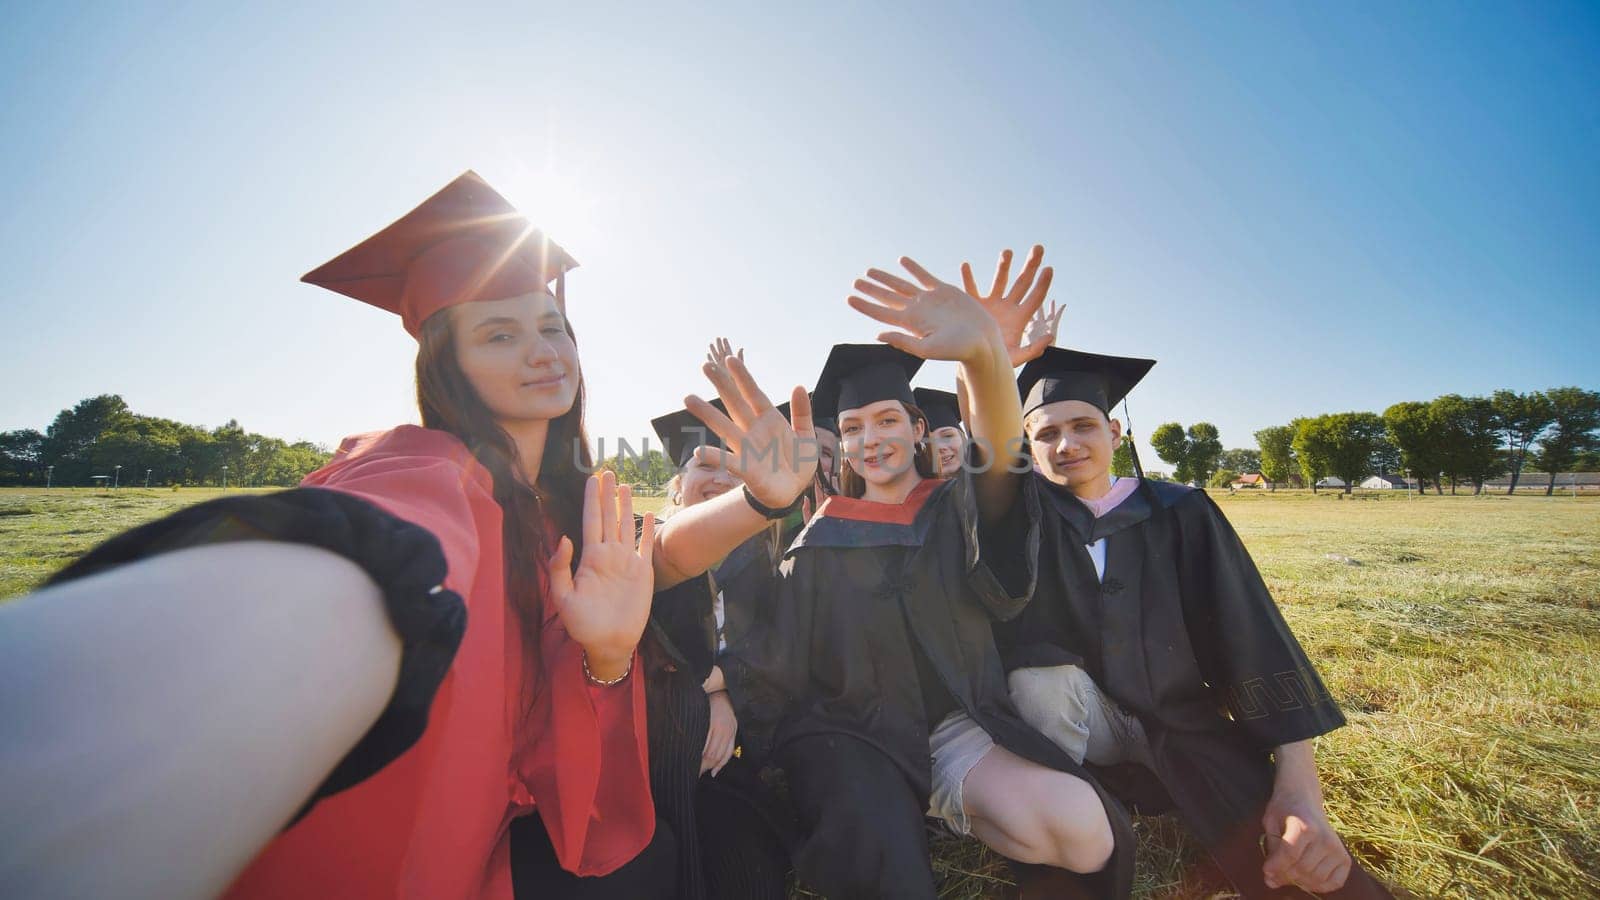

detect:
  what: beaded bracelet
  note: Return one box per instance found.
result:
[583,651,633,687]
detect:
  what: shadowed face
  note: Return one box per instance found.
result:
[839,399,925,490]
[450,291,579,425]
[1025,400,1122,493]
[930,426,965,477]
[815,427,840,492]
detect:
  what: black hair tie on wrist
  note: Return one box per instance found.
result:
[742,484,803,520]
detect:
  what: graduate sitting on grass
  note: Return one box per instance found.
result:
[986,341,1394,899]
[719,250,1139,900]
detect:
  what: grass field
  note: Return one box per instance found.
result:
[3,487,1597,898]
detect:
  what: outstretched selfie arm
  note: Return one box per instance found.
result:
[0,542,401,900]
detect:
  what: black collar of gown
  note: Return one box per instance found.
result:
[1035,472,1156,544]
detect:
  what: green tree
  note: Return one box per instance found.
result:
[642,449,674,489]
[0,429,45,485]
[1331,412,1387,493]
[1431,395,1503,494]
[90,420,181,487]
[1110,441,1136,478]
[1492,389,1555,494]
[283,441,333,483]
[1218,448,1261,476]
[1369,435,1403,480]
[1531,387,1600,495]
[211,420,255,486]
[597,446,673,490]
[1149,422,1222,487]
[1293,413,1385,494]
[41,394,133,485]
[1383,401,1445,495]
[1185,423,1224,488]
[177,425,218,485]
[1291,417,1331,493]
[1210,468,1240,489]
[1577,449,1600,473]
[1254,425,1296,491]
[1150,422,1192,484]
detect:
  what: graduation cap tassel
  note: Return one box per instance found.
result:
[1121,398,1146,481]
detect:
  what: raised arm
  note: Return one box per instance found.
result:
[652,352,815,589]
[848,256,1028,524]
[960,245,1057,368]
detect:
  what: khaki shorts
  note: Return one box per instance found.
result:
[1007,665,1155,769]
[926,711,995,835]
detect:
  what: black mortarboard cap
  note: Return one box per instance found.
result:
[812,344,925,423]
[802,393,835,435]
[912,388,962,432]
[1017,347,1156,418]
[652,400,728,467]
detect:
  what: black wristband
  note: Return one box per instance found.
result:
[742,483,803,520]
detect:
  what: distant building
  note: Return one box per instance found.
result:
[1483,472,1600,492]
[1315,476,1347,489]
[1232,473,1267,488]
[1360,474,1416,490]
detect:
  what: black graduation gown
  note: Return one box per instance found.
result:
[639,530,792,900]
[724,471,1136,898]
[993,475,1347,849]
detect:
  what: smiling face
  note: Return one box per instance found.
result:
[676,449,742,507]
[449,291,579,425]
[1025,400,1122,494]
[930,426,965,477]
[839,399,925,494]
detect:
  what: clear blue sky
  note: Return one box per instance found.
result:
[3,2,1596,471]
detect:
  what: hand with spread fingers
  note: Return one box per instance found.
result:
[847,256,1008,365]
[547,470,657,682]
[1019,300,1065,364]
[706,337,743,370]
[684,349,815,512]
[959,245,1057,367]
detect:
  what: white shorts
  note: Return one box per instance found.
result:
[1007,664,1154,769]
[926,711,995,835]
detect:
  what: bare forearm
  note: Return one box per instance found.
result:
[960,333,1026,522]
[0,542,400,899]
[1272,739,1323,800]
[652,489,771,589]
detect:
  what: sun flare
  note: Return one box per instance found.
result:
[496,164,598,247]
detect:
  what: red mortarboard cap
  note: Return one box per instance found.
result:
[301,171,579,338]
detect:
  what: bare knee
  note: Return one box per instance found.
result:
[1045,806,1114,873]
[1036,776,1114,873]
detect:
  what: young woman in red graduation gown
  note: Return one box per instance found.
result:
[0,172,814,900]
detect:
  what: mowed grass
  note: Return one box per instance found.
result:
[0,487,669,600]
[3,488,1597,897]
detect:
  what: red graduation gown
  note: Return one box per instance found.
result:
[224,425,652,899]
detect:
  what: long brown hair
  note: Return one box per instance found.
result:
[415,307,593,693]
[838,401,938,499]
